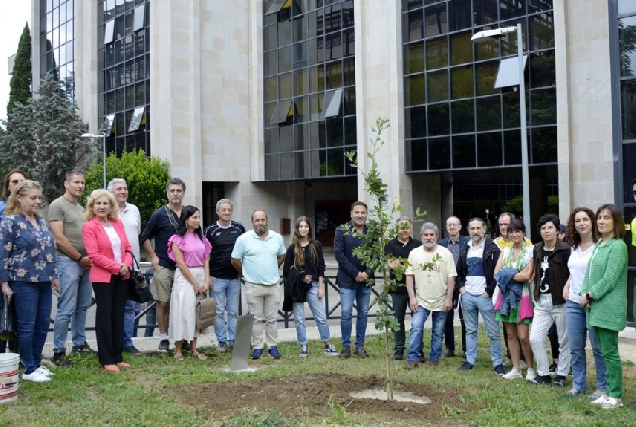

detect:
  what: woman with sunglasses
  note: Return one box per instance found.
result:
[0,181,60,382]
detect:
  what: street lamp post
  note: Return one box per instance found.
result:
[81,132,107,189]
[472,24,531,239]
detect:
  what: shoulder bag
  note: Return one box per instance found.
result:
[126,251,154,303]
[196,294,216,330]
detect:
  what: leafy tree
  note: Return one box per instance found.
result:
[7,23,32,117]
[81,149,171,228]
[0,74,99,204]
[345,117,425,401]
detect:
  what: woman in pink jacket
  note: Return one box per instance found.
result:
[82,189,133,372]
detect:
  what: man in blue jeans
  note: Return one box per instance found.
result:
[204,199,245,352]
[49,170,95,366]
[405,222,455,369]
[334,201,374,359]
[455,218,505,375]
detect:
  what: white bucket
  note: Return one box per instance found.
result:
[0,353,20,404]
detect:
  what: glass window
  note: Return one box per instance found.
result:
[344,116,357,145]
[405,43,425,74]
[530,49,555,88]
[502,91,522,128]
[279,19,292,47]
[280,125,293,152]
[429,137,451,169]
[622,144,636,204]
[451,65,474,99]
[265,127,278,154]
[279,72,293,99]
[326,117,343,147]
[407,105,427,139]
[322,88,343,118]
[293,42,307,69]
[128,106,145,132]
[294,69,308,95]
[325,33,342,61]
[407,138,428,171]
[279,46,292,72]
[343,28,354,57]
[294,96,309,123]
[475,61,499,95]
[265,155,280,180]
[530,88,556,127]
[294,123,310,150]
[313,150,327,177]
[405,9,424,42]
[450,31,472,66]
[427,103,450,136]
[326,148,345,176]
[452,134,476,168]
[426,37,447,70]
[326,60,342,89]
[476,95,501,131]
[427,69,449,102]
[499,0,527,20]
[265,76,278,102]
[295,151,311,178]
[104,20,115,44]
[528,0,552,13]
[307,10,322,38]
[264,25,277,51]
[622,79,636,139]
[451,99,475,133]
[501,20,526,56]
[424,4,447,38]
[324,4,342,34]
[343,87,356,115]
[405,74,426,106]
[265,103,277,128]
[342,1,354,27]
[343,57,355,85]
[477,132,503,166]
[265,0,289,16]
[448,0,471,32]
[292,15,307,42]
[310,122,326,149]
[503,129,522,165]
[473,0,497,26]
[264,50,278,76]
[529,13,554,50]
[531,126,557,163]
[309,92,324,120]
[474,37,499,61]
[133,5,145,31]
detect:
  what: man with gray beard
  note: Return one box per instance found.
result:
[231,210,286,360]
[404,223,456,369]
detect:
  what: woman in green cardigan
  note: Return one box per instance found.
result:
[580,204,628,409]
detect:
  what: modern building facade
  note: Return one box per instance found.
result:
[28,1,635,312]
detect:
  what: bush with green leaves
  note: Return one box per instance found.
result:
[81,149,170,228]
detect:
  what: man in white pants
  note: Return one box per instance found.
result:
[528,214,571,386]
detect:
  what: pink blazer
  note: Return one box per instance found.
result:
[82,217,133,283]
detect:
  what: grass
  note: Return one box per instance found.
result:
[1,328,636,426]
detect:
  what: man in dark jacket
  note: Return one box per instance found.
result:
[528,214,571,387]
[385,217,422,360]
[335,201,374,359]
[456,218,504,374]
[438,216,469,357]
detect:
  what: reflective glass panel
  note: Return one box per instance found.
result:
[327,147,345,176]
[429,137,451,170]
[452,134,476,168]
[294,69,309,95]
[531,126,557,163]
[279,72,292,99]
[530,88,556,126]
[424,4,447,38]
[476,95,501,131]
[405,43,425,74]
[622,79,636,139]
[450,31,472,66]
[405,9,424,42]
[473,0,497,26]
[407,105,427,139]
[326,60,343,89]
[448,0,471,32]
[451,65,474,99]
[451,99,475,133]
[529,13,554,50]
[503,129,522,165]
[326,117,343,147]
[426,37,448,70]
[427,103,450,136]
[502,91,521,129]
[406,74,426,106]
[620,17,636,78]
[499,0,526,20]
[427,69,449,102]
[477,132,503,166]
[530,49,555,88]
[408,138,428,171]
[475,61,499,95]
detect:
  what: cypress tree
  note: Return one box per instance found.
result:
[7,23,32,117]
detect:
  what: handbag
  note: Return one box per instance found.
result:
[196,294,216,330]
[127,251,154,303]
[0,295,15,340]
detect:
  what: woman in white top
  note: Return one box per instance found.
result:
[562,207,607,398]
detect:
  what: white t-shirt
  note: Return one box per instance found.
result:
[406,245,457,311]
[464,240,487,295]
[104,225,122,263]
[567,244,594,304]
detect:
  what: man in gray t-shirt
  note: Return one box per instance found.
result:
[48,170,95,365]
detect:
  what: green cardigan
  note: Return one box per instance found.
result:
[580,238,628,332]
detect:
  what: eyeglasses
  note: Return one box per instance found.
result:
[10,179,21,185]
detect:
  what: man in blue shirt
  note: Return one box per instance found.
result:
[335,201,374,359]
[231,210,286,360]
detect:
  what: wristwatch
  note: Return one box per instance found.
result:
[76,254,83,262]
[586,293,593,301]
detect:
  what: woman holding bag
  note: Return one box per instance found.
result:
[167,205,212,361]
[82,190,133,372]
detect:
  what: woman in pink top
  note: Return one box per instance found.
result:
[167,205,211,360]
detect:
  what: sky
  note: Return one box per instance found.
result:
[0,2,31,121]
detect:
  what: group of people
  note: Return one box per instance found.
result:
[381,207,629,410]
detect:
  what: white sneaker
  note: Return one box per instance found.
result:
[525,368,536,381]
[591,395,608,404]
[35,366,55,377]
[520,360,528,370]
[502,367,522,380]
[23,370,52,383]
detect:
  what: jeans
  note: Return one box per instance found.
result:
[294,281,331,345]
[211,277,240,345]
[339,285,372,349]
[244,282,280,349]
[123,299,141,348]
[53,255,92,351]
[407,306,446,362]
[391,293,409,353]
[566,300,607,392]
[461,293,502,366]
[11,281,52,375]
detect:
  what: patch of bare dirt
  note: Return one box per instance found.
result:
[169,373,471,426]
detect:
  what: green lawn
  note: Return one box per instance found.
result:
[1,329,635,426]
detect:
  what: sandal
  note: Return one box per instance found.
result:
[174,353,185,361]
[191,352,208,361]
[601,397,623,409]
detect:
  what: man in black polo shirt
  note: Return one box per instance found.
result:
[140,178,185,352]
[385,216,422,360]
[204,199,245,352]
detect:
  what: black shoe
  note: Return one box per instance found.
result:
[494,364,506,375]
[552,375,567,387]
[405,360,418,370]
[182,340,190,352]
[418,353,427,363]
[549,362,557,375]
[124,346,141,354]
[53,351,73,367]
[444,348,455,358]
[158,339,170,352]
[528,375,552,385]
[429,360,439,366]
[630,402,636,411]
[354,347,369,358]
[394,351,404,361]
[460,362,474,371]
[339,348,351,359]
[71,341,97,354]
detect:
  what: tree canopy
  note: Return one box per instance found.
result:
[7,23,32,117]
